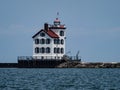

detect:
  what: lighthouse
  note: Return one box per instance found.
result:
[32,17,66,60]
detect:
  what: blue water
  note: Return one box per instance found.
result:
[0,68,120,90]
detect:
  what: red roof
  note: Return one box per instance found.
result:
[32,29,59,38]
[45,30,59,38]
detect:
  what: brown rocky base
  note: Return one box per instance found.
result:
[57,61,120,68]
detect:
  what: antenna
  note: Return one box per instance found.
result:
[57,12,59,18]
[76,51,80,60]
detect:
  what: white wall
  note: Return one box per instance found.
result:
[33,29,66,59]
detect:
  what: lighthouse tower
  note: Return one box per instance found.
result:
[32,17,66,60]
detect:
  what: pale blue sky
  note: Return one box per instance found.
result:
[0,0,120,62]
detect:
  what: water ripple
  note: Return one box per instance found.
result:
[0,68,120,90]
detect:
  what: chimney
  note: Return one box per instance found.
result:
[44,23,48,31]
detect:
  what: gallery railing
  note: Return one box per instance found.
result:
[18,56,81,61]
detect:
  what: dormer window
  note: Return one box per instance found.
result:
[40,32,45,37]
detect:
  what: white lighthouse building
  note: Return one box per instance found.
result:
[32,18,66,60]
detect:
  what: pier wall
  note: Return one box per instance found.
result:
[0,63,17,68]
[18,60,66,68]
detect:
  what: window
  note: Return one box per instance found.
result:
[35,47,39,53]
[54,22,60,26]
[41,56,44,59]
[46,39,51,44]
[35,39,39,44]
[54,38,60,44]
[60,31,64,36]
[40,32,45,37]
[54,39,57,44]
[57,39,60,44]
[57,48,60,53]
[61,48,64,54]
[54,48,60,53]
[61,39,64,44]
[40,39,45,44]
[41,47,45,53]
[54,48,57,53]
[46,47,50,53]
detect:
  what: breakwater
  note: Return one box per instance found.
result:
[0,60,120,68]
[57,61,120,68]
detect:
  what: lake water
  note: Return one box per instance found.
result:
[0,68,120,90]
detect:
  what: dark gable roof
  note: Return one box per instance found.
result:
[32,29,59,38]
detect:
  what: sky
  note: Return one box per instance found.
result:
[0,0,120,62]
